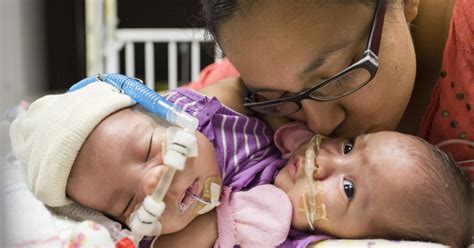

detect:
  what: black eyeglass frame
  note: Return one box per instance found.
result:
[244,0,387,115]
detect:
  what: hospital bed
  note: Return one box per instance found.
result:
[0,1,467,247]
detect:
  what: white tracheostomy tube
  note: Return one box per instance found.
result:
[128,127,222,245]
[300,135,333,233]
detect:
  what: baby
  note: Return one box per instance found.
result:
[273,123,472,247]
[10,80,472,247]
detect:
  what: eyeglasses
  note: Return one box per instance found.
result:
[244,0,387,116]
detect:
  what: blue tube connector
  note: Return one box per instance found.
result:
[69,73,198,132]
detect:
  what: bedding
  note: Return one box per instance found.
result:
[2,155,75,247]
[1,156,450,247]
[2,154,118,247]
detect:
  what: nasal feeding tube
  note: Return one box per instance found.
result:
[304,135,319,230]
[301,135,333,233]
[69,74,221,246]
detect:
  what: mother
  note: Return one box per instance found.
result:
[193,0,473,176]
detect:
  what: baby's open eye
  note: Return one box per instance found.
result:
[343,179,355,200]
[343,140,354,154]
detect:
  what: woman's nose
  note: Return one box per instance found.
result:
[301,100,345,136]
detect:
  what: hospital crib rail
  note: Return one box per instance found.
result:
[104,28,221,91]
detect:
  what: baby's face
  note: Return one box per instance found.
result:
[66,107,221,234]
[275,131,425,238]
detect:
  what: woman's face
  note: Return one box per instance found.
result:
[66,107,221,234]
[218,1,417,138]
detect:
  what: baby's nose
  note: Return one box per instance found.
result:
[140,165,169,197]
[312,142,341,180]
[312,157,334,181]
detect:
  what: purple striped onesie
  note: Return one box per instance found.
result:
[162,89,330,248]
[165,88,286,190]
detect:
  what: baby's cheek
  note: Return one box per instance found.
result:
[297,181,334,234]
[314,183,335,234]
[291,194,311,231]
[159,209,193,234]
[284,184,310,231]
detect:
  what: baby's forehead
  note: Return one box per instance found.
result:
[367,132,431,159]
[369,131,419,145]
[100,106,167,130]
[364,134,433,198]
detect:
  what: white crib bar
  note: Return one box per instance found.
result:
[191,41,200,81]
[117,29,206,42]
[168,42,178,89]
[214,44,222,63]
[85,0,105,75]
[105,44,120,73]
[145,41,155,90]
[179,43,190,82]
[125,42,135,77]
[107,29,212,90]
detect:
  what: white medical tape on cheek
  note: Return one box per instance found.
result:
[165,126,221,215]
[163,127,198,170]
[128,126,198,241]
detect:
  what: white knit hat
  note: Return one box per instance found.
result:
[10,82,135,207]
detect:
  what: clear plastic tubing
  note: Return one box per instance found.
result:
[69,73,198,132]
[151,167,175,202]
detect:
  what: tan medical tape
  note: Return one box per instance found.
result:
[195,176,222,215]
[299,181,333,233]
[300,134,333,233]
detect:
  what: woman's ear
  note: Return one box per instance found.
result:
[403,0,420,23]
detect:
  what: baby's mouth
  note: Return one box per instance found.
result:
[178,179,199,213]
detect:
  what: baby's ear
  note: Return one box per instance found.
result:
[273,121,314,159]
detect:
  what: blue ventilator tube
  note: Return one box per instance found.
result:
[69,73,198,131]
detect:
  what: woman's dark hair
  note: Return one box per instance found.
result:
[200,0,238,40]
[200,0,388,41]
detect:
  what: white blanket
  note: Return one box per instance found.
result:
[2,155,79,247]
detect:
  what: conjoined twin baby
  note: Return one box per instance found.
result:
[10,77,472,247]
